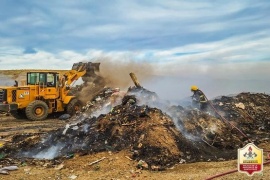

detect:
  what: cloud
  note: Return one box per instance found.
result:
[0,1,270,98]
[23,47,37,54]
[1,0,269,51]
[1,30,269,78]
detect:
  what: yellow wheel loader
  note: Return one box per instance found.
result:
[0,62,100,120]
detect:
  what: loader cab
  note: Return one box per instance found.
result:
[27,72,60,87]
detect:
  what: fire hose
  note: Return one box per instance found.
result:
[201,91,269,179]
[202,92,252,143]
[205,160,270,180]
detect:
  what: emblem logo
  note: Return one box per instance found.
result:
[238,143,263,176]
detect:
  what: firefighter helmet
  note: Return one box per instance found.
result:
[191,85,199,91]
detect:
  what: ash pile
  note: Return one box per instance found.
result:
[2,74,270,170]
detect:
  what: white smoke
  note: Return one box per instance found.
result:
[82,124,90,133]
[32,143,64,159]
[91,103,112,117]
[126,89,201,141]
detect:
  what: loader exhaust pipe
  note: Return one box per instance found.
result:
[129,72,142,88]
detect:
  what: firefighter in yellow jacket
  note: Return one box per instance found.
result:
[190,85,208,111]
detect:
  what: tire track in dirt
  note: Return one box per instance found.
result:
[0,115,66,138]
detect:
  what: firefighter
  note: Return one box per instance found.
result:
[190,85,208,111]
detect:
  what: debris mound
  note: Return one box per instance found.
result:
[211,93,270,138]
[2,91,270,170]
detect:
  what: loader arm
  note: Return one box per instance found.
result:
[61,62,100,102]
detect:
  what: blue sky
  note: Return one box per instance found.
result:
[0,0,270,98]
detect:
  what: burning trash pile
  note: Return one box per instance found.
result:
[211,92,270,142]
[3,94,255,169]
[1,73,270,170]
[3,98,241,169]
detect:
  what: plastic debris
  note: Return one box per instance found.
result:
[69,174,78,179]
[0,166,18,175]
[235,102,245,109]
[59,114,71,120]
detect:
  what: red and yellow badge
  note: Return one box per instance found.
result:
[238,143,263,176]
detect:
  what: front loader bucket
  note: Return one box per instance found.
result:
[72,62,101,82]
[72,62,100,75]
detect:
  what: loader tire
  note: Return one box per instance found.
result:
[26,100,49,121]
[10,109,26,119]
[66,98,82,116]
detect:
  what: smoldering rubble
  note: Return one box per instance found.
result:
[1,84,270,170]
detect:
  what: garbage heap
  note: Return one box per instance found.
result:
[211,92,270,142]
[3,90,269,170]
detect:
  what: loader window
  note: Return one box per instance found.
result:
[27,72,46,85]
[47,73,55,87]
[28,73,39,85]
[40,74,46,84]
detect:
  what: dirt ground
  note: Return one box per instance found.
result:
[0,115,269,180]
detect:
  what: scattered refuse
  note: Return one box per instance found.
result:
[125,156,133,161]
[0,166,18,175]
[54,164,64,170]
[235,102,245,110]
[59,114,71,120]
[69,174,78,179]
[137,160,148,169]
[89,157,107,166]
